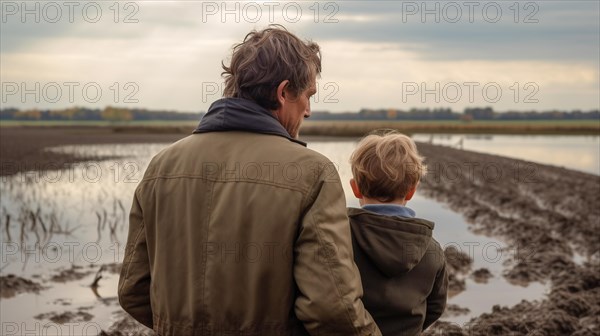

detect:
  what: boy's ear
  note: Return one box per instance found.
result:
[405,184,417,201]
[349,179,363,199]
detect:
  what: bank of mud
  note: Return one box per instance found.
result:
[417,142,600,335]
[0,126,186,176]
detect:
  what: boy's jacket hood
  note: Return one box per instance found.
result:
[193,97,307,147]
[348,207,435,277]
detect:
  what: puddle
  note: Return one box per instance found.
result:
[0,272,119,335]
[410,196,550,326]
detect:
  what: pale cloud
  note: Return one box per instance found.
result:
[316,41,598,111]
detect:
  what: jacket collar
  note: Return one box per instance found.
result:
[361,204,416,218]
[193,97,307,147]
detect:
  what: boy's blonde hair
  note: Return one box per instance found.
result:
[350,131,427,202]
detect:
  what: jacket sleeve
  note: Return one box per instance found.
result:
[423,260,448,330]
[118,189,153,329]
[294,164,381,336]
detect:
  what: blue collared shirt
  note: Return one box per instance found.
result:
[362,204,416,218]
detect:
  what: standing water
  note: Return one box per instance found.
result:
[411,134,600,175]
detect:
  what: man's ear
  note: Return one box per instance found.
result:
[405,184,417,201]
[276,80,290,107]
[350,179,363,199]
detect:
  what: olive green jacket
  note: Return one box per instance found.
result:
[348,208,447,336]
[118,98,381,336]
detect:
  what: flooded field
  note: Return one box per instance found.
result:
[412,134,600,175]
[0,144,161,334]
[1,135,598,335]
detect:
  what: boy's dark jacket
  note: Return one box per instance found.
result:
[348,207,448,336]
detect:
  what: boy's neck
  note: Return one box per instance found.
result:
[360,197,408,207]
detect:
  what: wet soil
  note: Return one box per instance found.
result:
[417,142,600,335]
[443,304,471,318]
[50,265,95,283]
[0,274,46,298]
[34,310,94,324]
[99,311,156,336]
[444,246,473,275]
[0,126,187,176]
[444,246,473,298]
[471,268,494,284]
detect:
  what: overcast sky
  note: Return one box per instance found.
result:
[1,1,599,113]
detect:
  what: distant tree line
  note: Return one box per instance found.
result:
[1,106,598,122]
[0,107,200,122]
[310,107,599,121]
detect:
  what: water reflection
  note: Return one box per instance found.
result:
[412,134,600,175]
[0,144,159,333]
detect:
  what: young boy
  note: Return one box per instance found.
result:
[348,131,448,336]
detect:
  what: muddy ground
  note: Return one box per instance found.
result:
[417,143,600,335]
[1,126,598,335]
[0,126,187,176]
[0,274,46,298]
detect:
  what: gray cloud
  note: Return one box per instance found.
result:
[2,1,598,62]
[302,1,599,62]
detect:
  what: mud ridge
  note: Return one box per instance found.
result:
[416,142,600,335]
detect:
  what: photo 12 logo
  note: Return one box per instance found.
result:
[200,1,339,24]
[1,82,140,104]
[401,1,540,23]
[201,81,340,104]
[1,241,124,265]
[401,81,540,105]
[1,322,103,336]
[1,161,142,184]
[1,1,140,23]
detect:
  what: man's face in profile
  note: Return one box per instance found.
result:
[277,81,317,139]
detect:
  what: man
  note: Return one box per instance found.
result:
[118,26,381,336]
